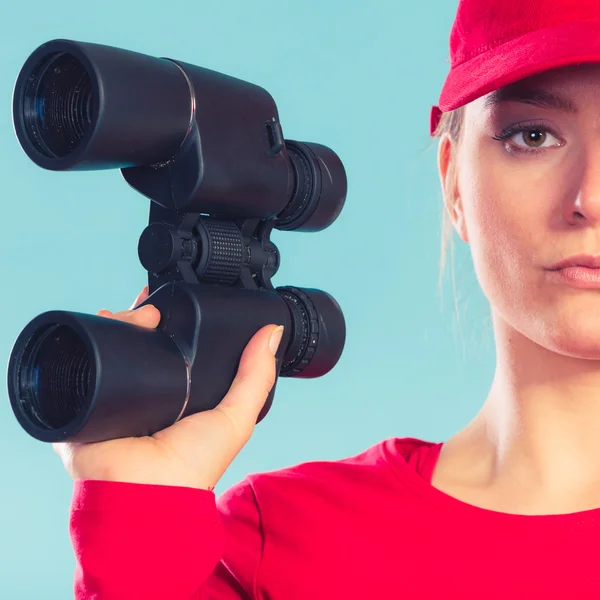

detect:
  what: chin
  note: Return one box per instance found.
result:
[491,282,600,360]
[534,313,600,360]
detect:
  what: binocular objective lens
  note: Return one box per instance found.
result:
[17,324,92,430]
[22,52,94,158]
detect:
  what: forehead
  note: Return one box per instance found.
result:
[471,63,600,116]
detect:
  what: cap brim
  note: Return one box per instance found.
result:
[431,20,600,136]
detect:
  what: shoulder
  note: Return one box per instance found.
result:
[211,438,438,593]
[217,436,436,512]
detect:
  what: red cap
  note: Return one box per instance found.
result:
[430,0,600,135]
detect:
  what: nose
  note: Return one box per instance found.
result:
[563,150,600,226]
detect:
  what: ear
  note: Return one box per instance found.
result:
[438,133,468,243]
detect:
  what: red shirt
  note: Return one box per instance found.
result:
[70,437,600,598]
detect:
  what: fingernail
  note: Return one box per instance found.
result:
[268,326,284,356]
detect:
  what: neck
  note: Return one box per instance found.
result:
[441,312,600,511]
[483,313,600,491]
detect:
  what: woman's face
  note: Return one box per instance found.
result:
[450,63,600,358]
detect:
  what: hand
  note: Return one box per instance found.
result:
[53,287,284,490]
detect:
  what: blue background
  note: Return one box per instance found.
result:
[0,1,493,597]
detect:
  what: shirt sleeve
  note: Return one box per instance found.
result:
[69,477,264,599]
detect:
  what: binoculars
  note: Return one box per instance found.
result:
[7,39,347,444]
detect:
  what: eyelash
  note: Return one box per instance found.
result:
[492,121,563,155]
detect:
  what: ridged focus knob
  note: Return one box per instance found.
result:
[194,219,244,284]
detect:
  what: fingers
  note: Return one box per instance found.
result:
[130,285,150,310]
[120,305,161,328]
[104,305,160,328]
[96,285,160,329]
[217,325,284,425]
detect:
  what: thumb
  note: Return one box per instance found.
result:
[216,325,284,425]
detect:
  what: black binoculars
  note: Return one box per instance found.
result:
[7,39,347,444]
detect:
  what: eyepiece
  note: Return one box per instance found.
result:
[22,52,95,159]
[276,141,347,232]
[277,286,346,378]
[16,324,92,430]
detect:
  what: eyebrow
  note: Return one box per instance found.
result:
[484,88,578,113]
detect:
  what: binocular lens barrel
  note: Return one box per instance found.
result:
[13,39,192,171]
[13,39,347,232]
[9,310,190,443]
[8,285,345,444]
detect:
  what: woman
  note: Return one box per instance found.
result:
[58,0,600,597]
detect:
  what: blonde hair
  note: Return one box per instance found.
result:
[430,106,466,330]
[431,106,465,284]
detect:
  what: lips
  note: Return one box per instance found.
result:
[546,255,600,289]
[548,254,600,270]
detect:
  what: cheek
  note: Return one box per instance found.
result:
[457,152,557,308]
[457,146,600,357]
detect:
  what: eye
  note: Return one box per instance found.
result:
[512,128,560,150]
[492,122,564,154]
